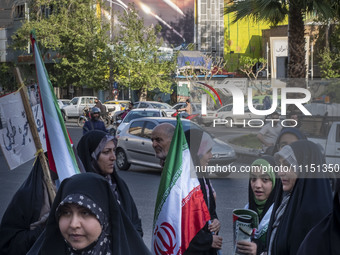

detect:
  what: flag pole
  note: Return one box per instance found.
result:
[14,67,56,203]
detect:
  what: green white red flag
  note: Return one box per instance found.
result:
[31,32,80,182]
[152,116,210,255]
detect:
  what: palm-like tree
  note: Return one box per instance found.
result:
[225,0,336,79]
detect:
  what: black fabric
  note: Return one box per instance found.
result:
[83,119,107,135]
[0,158,46,255]
[38,173,151,255]
[297,179,340,255]
[272,127,307,155]
[267,140,333,255]
[76,130,143,237]
[248,155,281,255]
[184,129,218,255]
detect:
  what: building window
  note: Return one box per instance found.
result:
[40,5,53,18]
[14,4,25,19]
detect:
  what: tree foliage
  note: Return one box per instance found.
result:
[111,4,176,101]
[12,0,112,89]
[178,53,227,84]
[0,63,16,92]
[239,56,268,94]
[225,0,336,79]
[318,24,340,103]
[239,56,267,80]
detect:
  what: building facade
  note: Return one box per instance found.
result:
[196,0,224,58]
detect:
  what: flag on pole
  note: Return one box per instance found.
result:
[31,32,80,182]
[152,116,210,255]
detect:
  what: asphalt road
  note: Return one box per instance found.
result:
[0,121,254,255]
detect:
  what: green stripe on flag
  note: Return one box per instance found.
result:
[31,31,80,180]
[153,116,188,223]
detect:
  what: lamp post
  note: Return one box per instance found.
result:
[128,69,131,102]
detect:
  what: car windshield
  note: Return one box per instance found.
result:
[123,111,160,122]
[150,103,172,109]
[157,119,202,132]
[172,104,184,110]
[193,103,201,110]
[70,98,78,105]
[120,102,129,108]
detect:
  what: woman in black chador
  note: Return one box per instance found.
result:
[77,130,143,236]
[297,178,340,254]
[36,173,151,254]
[266,140,332,255]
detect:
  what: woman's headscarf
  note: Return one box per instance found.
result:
[77,130,115,175]
[184,129,211,167]
[248,155,279,220]
[76,130,144,237]
[184,129,216,214]
[184,129,219,254]
[297,179,340,255]
[40,173,151,255]
[56,193,111,254]
[267,140,332,255]
[272,127,307,154]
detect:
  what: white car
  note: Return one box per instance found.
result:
[172,102,217,126]
[61,96,97,120]
[116,108,167,134]
[57,99,70,108]
[216,103,265,127]
[133,101,176,117]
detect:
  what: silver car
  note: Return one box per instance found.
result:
[133,101,176,117]
[115,117,237,171]
[116,109,167,134]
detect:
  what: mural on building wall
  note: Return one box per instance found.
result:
[223,16,271,71]
[224,11,288,72]
[123,0,195,46]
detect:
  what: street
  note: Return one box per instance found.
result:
[0,121,257,255]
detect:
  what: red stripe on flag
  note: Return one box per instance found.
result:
[181,186,210,251]
[35,78,57,173]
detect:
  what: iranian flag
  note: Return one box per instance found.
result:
[152,116,210,255]
[31,32,80,182]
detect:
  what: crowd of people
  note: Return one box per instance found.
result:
[0,108,338,255]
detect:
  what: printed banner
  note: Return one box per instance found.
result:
[232,209,259,255]
[0,91,46,170]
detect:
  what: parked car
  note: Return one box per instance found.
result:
[60,96,97,120]
[304,120,340,166]
[216,103,265,127]
[116,109,167,134]
[133,101,176,117]
[116,117,237,171]
[57,99,71,109]
[172,102,216,126]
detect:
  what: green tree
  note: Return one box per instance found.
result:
[318,24,340,103]
[239,56,267,94]
[0,63,16,92]
[225,0,336,80]
[12,0,112,90]
[111,4,176,101]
